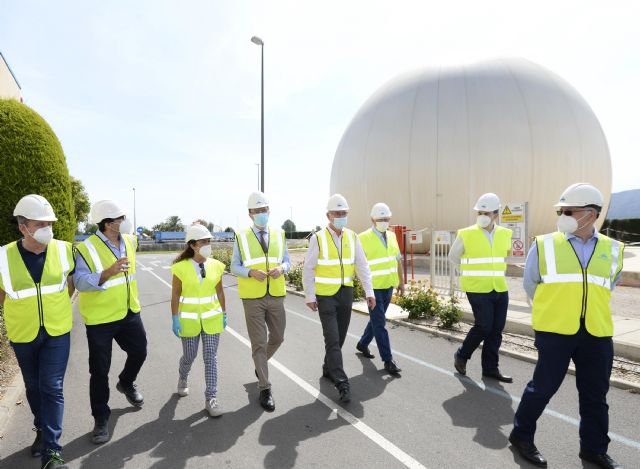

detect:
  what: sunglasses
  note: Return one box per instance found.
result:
[556,209,590,216]
[198,263,206,278]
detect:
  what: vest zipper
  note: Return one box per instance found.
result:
[568,240,597,322]
[328,230,344,285]
[125,271,131,311]
[36,283,44,327]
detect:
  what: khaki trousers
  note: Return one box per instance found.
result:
[242,294,286,390]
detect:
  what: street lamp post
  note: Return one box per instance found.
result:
[255,163,260,190]
[251,35,264,193]
[132,187,137,234]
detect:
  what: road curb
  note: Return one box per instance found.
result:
[0,371,25,437]
[285,287,640,393]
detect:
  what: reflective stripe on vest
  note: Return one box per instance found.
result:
[76,234,140,325]
[532,232,624,337]
[0,240,74,343]
[171,258,225,336]
[314,228,356,296]
[458,225,512,293]
[358,228,400,289]
[237,228,286,299]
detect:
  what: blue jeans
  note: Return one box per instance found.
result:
[512,327,613,454]
[11,328,70,458]
[457,290,508,373]
[358,287,394,362]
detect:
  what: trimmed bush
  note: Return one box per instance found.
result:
[211,247,232,272]
[0,99,75,244]
[285,261,365,300]
[394,280,463,329]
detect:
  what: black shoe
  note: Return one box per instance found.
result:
[41,450,68,469]
[454,351,467,375]
[336,382,351,403]
[384,360,402,375]
[90,421,110,445]
[482,370,513,383]
[322,366,334,383]
[116,381,144,407]
[356,342,375,359]
[259,389,275,412]
[579,451,623,469]
[31,428,42,457]
[508,434,547,467]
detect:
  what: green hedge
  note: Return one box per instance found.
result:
[0,99,75,245]
[286,262,365,300]
[601,218,640,244]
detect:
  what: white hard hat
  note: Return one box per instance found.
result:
[13,194,57,222]
[91,200,126,223]
[370,202,392,219]
[554,183,604,208]
[186,224,213,242]
[247,191,269,210]
[327,194,349,211]
[473,193,501,212]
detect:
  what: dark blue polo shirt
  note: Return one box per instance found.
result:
[16,240,75,284]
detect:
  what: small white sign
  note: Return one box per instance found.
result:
[408,231,423,244]
[432,231,451,245]
[499,202,528,259]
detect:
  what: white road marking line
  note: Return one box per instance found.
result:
[162,265,171,269]
[139,266,427,468]
[137,261,172,288]
[227,327,427,469]
[281,306,640,451]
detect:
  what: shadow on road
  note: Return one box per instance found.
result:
[442,374,515,450]
[258,354,396,469]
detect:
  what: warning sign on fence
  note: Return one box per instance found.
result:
[499,202,528,260]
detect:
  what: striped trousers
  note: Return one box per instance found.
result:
[179,331,220,399]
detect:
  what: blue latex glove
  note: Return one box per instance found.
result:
[172,316,181,337]
[223,312,227,329]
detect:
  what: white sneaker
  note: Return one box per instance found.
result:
[205,397,223,417]
[177,378,189,397]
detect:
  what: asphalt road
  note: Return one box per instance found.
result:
[1,252,639,468]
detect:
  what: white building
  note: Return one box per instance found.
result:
[0,51,21,100]
[330,58,611,241]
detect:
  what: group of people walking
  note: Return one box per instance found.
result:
[0,181,625,469]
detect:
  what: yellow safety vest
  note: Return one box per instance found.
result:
[171,258,225,337]
[237,227,286,299]
[458,225,512,293]
[314,227,356,296]
[358,228,400,290]
[0,240,74,343]
[75,234,140,325]
[532,232,624,337]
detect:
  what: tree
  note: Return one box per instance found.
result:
[315,225,322,232]
[282,219,296,233]
[224,227,235,233]
[152,216,184,232]
[0,99,76,244]
[194,219,215,233]
[83,223,98,235]
[70,176,90,227]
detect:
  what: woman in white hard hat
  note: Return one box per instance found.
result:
[0,194,75,469]
[171,223,227,417]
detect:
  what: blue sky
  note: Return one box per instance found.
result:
[1,1,639,230]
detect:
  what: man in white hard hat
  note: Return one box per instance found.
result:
[449,193,513,383]
[73,200,146,444]
[0,195,75,469]
[230,191,290,412]
[303,194,375,403]
[509,183,624,469]
[355,202,404,375]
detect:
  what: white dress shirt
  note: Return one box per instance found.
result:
[303,226,374,303]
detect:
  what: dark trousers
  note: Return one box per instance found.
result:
[358,287,394,362]
[11,329,70,459]
[317,286,354,385]
[512,327,613,454]
[86,310,147,423]
[458,290,508,373]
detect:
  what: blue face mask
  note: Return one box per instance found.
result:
[333,217,348,229]
[254,213,269,228]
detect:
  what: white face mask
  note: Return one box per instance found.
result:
[375,221,390,232]
[197,244,212,258]
[29,226,54,245]
[556,212,590,234]
[476,215,492,229]
[119,219,133,235]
